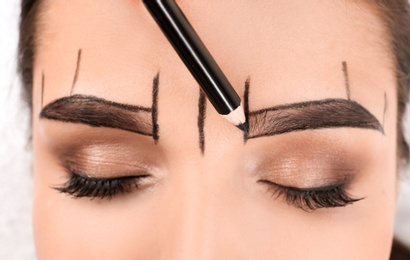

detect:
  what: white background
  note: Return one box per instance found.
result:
[0,1,409,259]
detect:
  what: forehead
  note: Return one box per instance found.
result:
[36,0,393,112]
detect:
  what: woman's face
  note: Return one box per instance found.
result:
[32,0,398,259]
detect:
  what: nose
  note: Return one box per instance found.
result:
[158,163,238,259]
[164,170,218,259]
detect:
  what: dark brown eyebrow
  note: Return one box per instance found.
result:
[40,71,160,141]
[243,81,384,141]
[40,94,154,137]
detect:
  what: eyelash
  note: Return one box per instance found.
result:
[55,172,148,200]
[55,172,362,210]
[258,180,363,211]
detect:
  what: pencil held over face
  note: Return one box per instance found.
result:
[142,0,247,130]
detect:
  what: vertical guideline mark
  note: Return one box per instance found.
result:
[342,61,351,100]
[198,89,207,154]
[41,72,45,109]
[70,49,82,95]
[244,78,250,143]
[152,72,160,144]
[382,92,387,133]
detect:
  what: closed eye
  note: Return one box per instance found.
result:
[258,179,364,211]
[54,172,151,200]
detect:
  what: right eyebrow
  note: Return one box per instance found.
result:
[40,94,154,137]
[246,98,384,140]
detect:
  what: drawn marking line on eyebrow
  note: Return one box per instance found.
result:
[243,78,251,143]
[342,61,351,100]
[152,72,160,143]
[383,92,387,129]
[40,94,153,136]
[247,99,384,139]
[198,89,207,154]
[70,49,82,95]
[41,72,45,109]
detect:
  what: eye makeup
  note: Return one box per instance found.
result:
[257,164,363,212]
[57,143,159,176]
[253,152,361,191]
[54,147,160,200]
[244,128,371,211]
[42,123,165,200]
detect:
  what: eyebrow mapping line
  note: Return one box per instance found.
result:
[198,89,207,154]
[41,72,45,108]
[152,72,160,143]
[342,61,351,100]
[243,78,251,142]
[40,94,154,136]
[383,92,387,129]
[70,49,82,95]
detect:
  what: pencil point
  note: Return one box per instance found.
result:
[236,121,249,132]
[222,103,246,126]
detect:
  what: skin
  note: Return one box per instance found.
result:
[32,0,398,259]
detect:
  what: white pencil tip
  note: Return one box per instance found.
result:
[222,103,247,130]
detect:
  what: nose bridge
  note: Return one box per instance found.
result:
[163,162,223,259]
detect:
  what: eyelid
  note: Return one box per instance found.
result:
[42,124,167,177]
[242,130,371,190]
[61,156,156,179]
[52,141,165,179]
[257,179,348,193]
[69,170,151,182]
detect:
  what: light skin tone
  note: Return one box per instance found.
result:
[33,0,398,259]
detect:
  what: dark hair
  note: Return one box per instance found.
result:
[375,0,410,167]
[17,0,410,258]
[19,0,41,110]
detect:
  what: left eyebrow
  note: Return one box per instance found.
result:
[40,94,154,137]
[39,72,161,142]
[246,98,384,140]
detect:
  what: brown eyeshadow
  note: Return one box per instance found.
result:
[244,131,372,189]
[42,124,165,178]
[59,144,158,178]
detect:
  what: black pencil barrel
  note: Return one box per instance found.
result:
[143,0,241,115]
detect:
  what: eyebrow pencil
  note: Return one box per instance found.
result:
[142,0,247,130]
